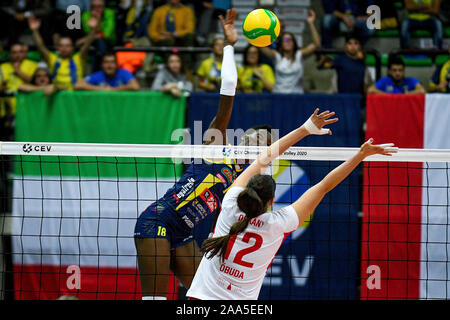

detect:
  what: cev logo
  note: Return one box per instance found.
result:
[222,147,232,157]
[22,144,32,153]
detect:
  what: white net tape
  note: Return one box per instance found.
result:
[1,141,450,162]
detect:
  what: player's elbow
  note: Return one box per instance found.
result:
[316,181,333,196]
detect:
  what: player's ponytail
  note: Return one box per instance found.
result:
[201,174,275,261]
[236,187,264,217]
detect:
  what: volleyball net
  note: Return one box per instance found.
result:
[0,142,449,300]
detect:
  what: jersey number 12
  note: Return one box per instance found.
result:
[224,232,263,268]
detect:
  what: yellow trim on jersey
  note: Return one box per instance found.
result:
[203,157,243,172]
[223,185,232,194]
[203,157,231,164]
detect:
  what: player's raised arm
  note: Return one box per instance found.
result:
[232,108,338,188]
[292,139,398,227]
[204,9,238,146]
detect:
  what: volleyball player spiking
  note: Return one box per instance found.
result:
[134,9,277,300]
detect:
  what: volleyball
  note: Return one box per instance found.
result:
[242,9,280,47]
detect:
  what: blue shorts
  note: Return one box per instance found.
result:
[134,201,194,249]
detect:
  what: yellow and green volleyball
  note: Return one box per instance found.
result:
[242,9,281,47]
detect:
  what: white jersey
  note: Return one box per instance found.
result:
[186,187,299,300]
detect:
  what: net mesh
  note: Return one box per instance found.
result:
[0,142,449,300]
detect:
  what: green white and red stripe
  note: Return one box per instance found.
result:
[10,91,186,300]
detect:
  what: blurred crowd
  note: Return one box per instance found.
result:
[0,0,449,111]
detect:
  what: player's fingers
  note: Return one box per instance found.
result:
[324,117,339,124]
[312,108,319,117]
[322,111,336,119]
[318,110,330,118]
[384,147,399,153]
[378,143,395,148]
[375,145,397,155]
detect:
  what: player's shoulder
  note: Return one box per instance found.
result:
[264,205,299,232]
[222,186,244,206]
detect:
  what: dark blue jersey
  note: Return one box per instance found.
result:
[159,158,243,228]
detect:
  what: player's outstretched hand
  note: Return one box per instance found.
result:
[219,9,238,46]
[303,108,339,135]
[360,138,398,158]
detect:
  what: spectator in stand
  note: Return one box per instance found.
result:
[28,15,99,90]
[428,50,450,93]
[119,0,153,42]
[401,0,443,49]
[18,67,57,97]
[368,55,426,94]
[321,0,376,48]
[74,52,140,91]
[0,43,38,92]
[148,0,196,68]
[77,0,116,72]
[0,0,53,47]
[0,43,38,113]
[260,10,320,94]
[238,45,275,93]
[197,37,224,92]
[151,52,193,97]
[317,33,372,94]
